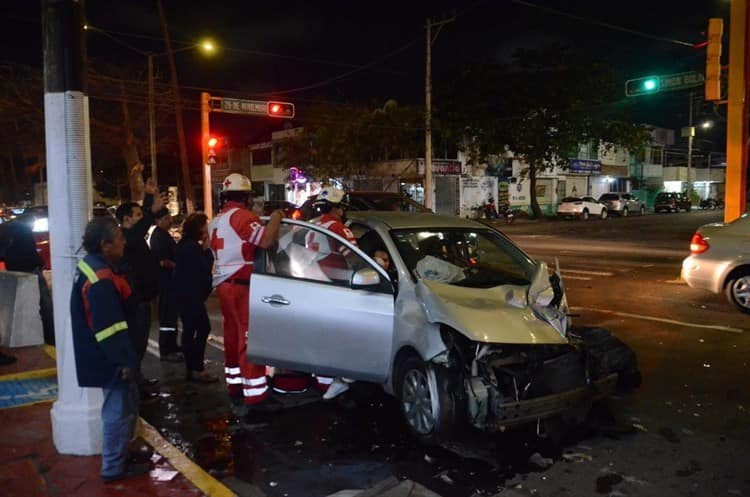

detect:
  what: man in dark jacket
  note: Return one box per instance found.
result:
[1,220,55,345]
[115,180,166,400]
[70,216,149,482]
[148,208,182,362]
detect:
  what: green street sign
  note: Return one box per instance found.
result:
[625,71,705,97]
[659,71,704,92]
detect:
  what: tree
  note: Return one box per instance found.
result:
[436,48,652,217]
[280,100,423,186]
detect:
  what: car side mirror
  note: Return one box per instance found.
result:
[352,268,381,288]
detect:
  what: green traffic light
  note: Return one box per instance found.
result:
[643,79,657,91]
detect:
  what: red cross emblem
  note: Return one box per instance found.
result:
[224,178,232,189]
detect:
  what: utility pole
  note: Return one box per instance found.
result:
[201,92,212,218]
[686,91,694,201]
[157,0,194,213]
[725,0,749,222]
[43,0,100,455]
[424,16,453,212]
[147,53,157,181]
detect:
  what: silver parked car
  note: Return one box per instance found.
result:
[598,193,646,217]
[249,212,639,441]
[682,214,750,314]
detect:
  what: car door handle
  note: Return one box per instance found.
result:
[261,295,290,306]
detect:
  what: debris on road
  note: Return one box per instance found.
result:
[528,452,554,469]
[562,452,593,463]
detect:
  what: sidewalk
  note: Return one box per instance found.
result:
[0,344,233,497]
[0,345,465,497]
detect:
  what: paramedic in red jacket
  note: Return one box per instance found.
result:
[306,187,358,399]
[209,173,283,413]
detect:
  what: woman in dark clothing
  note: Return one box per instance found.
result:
[174,213,217,383]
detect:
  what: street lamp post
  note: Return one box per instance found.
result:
[147,53,157,181]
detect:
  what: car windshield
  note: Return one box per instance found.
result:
[656,193,672,200]
[599,194,619,201]
[390,228,536,288]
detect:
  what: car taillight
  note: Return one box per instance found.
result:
[690,233,709,254]
[292,209,301,220]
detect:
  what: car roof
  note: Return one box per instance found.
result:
[347,211,487,230]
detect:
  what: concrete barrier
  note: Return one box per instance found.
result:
[0,270,44,347]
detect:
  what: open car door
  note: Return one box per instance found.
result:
[248,220,395,382]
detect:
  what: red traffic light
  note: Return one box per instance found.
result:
[267,101,295,119]
[207,137,219,148]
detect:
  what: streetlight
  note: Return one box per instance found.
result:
[701,120,714,129]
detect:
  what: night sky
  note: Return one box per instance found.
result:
[0,0,731,153]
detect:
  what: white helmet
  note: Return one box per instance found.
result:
[316,187,348,207]
[222,173,252,192]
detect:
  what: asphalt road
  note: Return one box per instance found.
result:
[140,209,750,497]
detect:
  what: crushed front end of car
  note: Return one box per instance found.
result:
[421,263,640,434]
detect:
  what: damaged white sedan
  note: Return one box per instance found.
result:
[248,212,640,442]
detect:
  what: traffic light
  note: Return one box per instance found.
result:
[267,101,295,118]
[207,136,218,165]
[705,18,723,101]
[625,76,660,97]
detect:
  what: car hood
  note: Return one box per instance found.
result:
[415,278,569,345]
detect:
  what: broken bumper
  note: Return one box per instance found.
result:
[488,373,618,431]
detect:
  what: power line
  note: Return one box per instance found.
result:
[510,0,698,48]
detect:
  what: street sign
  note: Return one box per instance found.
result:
[624,71,705,97]
[659,71,704,92]
[213,97,268,116]
[209,97,295,118]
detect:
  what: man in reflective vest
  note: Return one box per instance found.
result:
[307,187,357,398]
[209,173,284,412]
[70,217,149,482]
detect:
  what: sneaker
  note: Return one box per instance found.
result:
[322,378,350,400]
[102,462,150,482]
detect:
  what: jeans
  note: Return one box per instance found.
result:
[180,302,210,374]
[101,377,139,478]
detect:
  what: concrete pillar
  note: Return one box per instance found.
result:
[43,0,102,455]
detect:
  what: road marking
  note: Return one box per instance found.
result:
[570,306,744,334]
[561,269,614,277]
[562,275,592,281]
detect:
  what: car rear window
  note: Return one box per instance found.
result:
[561,197,581,203]
[599,194,619,201]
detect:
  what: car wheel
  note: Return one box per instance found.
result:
[600,209,608,220]
[581,209,589,221]
[396,356,460,444]
[725,268,750,314]
[640,205,645,215]
[622,207,628,217]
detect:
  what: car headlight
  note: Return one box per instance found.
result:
[32,218,49,232]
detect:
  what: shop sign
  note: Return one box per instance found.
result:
[568,159,602,175]
[417,159,463,175]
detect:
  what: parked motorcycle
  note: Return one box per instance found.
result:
[699,198,724,210]
[502,203,515,224]
[482,197,499,219]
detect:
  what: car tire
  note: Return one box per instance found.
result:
[581,209,589,221]
[600,209,608,220]
[622,207,628,217]
[725,268,750,315]
[396,356,460,444]
[640,205,645,215]
[570,327,642,391]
